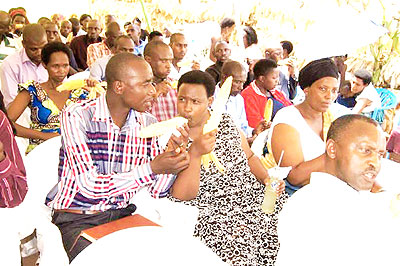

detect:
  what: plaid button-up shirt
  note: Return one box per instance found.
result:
[48,94,174,211]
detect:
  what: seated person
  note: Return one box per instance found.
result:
[169,70,285,265]
[8,42,93,153]
[214,60,268,143]
[0,92,28,265]
[47,53,190,261]
[266,58,339,195]
[387,126,400,163]
[89,35,135,82]
[205,41,231,84]
[241,59,292,128]
[336,80,356,108]
[351,69,381,115]
[276,114,397,266]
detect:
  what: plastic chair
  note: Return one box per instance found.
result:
[370,88,397,123]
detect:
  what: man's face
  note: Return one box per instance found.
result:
[0,16,10,36]
[177,83,212,128]
[214,42,231,63]
[23,36,48,65]
[120,61,156,112]
[351,77,367,94]
[44,24,60,43]
[224,68,247,96]
[266,47,283,62]
[170,35,188,61]
[114,38,135,54]
[105,28,122,48]
[262,68,280,91]
[126,24,140,44]
[147,46,173,79]
[334,121,386,191]
[60,21,72,38]
[81,17,91,32]
[87,21,102,40]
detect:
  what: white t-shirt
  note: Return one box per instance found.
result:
[355,84,381,113]
[276,172,400,266]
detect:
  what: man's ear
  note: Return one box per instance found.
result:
[326,139,337,159]
[144,55,151,64]
[113,80,124,95]
[208,96,214,107]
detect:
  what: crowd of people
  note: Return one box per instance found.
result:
[0,6,399,266]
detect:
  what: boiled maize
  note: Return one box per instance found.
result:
[138,116,188,138]
[264,98,273,122]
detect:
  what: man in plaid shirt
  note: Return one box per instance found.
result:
[48,53,189,261]
[144,41,177,122]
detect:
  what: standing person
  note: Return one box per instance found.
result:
[276,115,396,266]
[69,19,102,70]
[209,18,235,63]
[169,70,285,265]
[133,17,149,42]
[0,23,48,107]
[241,59,292,128]
[7,42,92,153]
[265,42,297,100]
[169,32,200,81]
[144,41,176,121]
[86,21,121,68]
[47,53,190,261]
[266,58,339,195]
[205,41,231,84]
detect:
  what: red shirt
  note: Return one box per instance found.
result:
[0,111,27,208]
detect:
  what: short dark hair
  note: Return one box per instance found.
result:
[220,18,235,29]
[69,17,79,27]
[143,40,169,57]
[41,41,71,65]
[280,40,293,54]
[79,14,91,25]
[253,59,277,79]
[105,53,142,84]
[148,31,163,42]
[327,114,378,143]
[354,69,372,85]
[178,70,216,98]
[133,17,141,24]
[243,26,258,46]
[124,21,132,27]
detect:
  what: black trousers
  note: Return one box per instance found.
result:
[52,204,136,262]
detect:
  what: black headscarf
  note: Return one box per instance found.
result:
[298,58,339,90]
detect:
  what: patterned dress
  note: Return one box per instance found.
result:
[18,80,89,153]
[169,114,287,265]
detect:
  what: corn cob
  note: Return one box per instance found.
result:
[56,80,106,100]
[138,116,188,138]
[201,76,233,173]
[264,98,273,122]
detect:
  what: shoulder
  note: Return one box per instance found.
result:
[18,80,37,92]
[70,35,84,45]
[241,85,255,96]
[63,97,97,119]
[137,111,158,127]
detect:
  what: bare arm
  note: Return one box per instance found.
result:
[271,123,325,186]
[240,130,269,184]
[352,98,371,114]
[7,90,59,141]
[209,36,217,63]
[170,131,216,201]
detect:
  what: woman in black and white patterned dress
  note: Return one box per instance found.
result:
[169,70,286,266]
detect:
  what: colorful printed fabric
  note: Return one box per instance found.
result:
[18,80,89,153]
